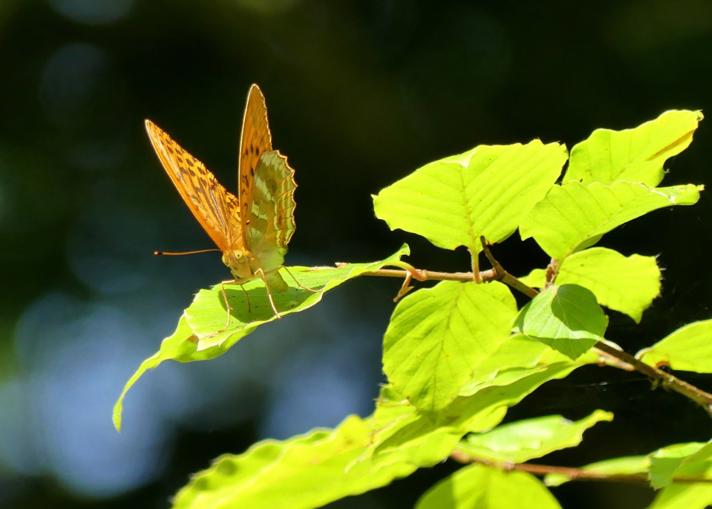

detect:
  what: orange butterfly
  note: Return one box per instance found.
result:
[145,84,297,318]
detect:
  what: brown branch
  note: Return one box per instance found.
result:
[450,450,712,485]
[357,242,712,412]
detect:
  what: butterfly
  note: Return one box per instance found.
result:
[145,84,298,318]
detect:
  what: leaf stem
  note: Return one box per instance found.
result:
[450,450,712,485]
[359,242,712,412]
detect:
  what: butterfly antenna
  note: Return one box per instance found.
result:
[154,248,221,256]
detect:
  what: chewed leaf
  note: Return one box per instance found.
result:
[456,410,613,464]
[113,245,410,431]
[565,110,703,186]
[519,181,702,260]
[638,320,712,373]
[373,141,566,253]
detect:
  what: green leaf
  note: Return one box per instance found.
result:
[514,284,608,359]
[519,181,703,260]
[544,455,649,487]
[113,316,197,431]
[113,246,410,431]
[651,484,712,509]
[416,464,561,509]
[373,141,566,253]
[638,320,712,373]
[172,413,459,509]
[371,356,591,456]
[456,410,613,464]
[519,268,547,289]
[521,248,661,323]
[457,335,598,397]
[650,442,712,489]
[564,110,703,187]
[383,281,518,413]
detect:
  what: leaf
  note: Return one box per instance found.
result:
[519,181,702,260]
[188,244,409,350]
[172,413,459,509]
[371,356,592,457]
[638,320,712,373]
[650,484,712,509]
[544,456,649,487]
[521,248,661,323]
[650,442,712,489]
[383,281,518,413]
[457,335,598,397]
[455,410,613,464]
[373,141,566,253]
[113,246,410,431]
[416,464,561,509]
[564,110,703,187]
[514,284,608,359]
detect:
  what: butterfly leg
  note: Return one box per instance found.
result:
[283,266,319,293]
[256,268,282,319]
[219,280,233,329]
[239,283,252,313]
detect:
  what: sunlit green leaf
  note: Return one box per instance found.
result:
[373,141,566,253]
[416,464,561,509]
[172,413,458,509]
[457,335,598,397]
[189,245,410,350]
[520,248,661,322]
[650,442,712,489]
[456,410,613,464]
[564,110,703,186]
[638,320,712,373]
[514,285,607,359]
[519,181,702,260]
[651,480,712,509]
[383,281,517,413]
[371,357,590,457]
[544,456,649,487]
[114,246,409,431]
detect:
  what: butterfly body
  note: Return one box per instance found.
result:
[145,84,296,315]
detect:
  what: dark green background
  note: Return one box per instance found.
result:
[2,1,712,508]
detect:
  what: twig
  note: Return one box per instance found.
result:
[356,243,712,412]
[450,451,712,485]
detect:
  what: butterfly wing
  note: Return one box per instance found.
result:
[237,84,273,250]
[145,119,242,252]
[246,150,297,274]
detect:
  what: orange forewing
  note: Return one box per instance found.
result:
[144,120,243,253]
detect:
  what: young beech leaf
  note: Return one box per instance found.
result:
[519,181,702,261]
[416,464,561,509]
[514,284,607,359]
[370,352,595,458]
[520,248,661,323]
[172,413,460,509]
[455,410,613,464]
[649,442,712,489]
[383,281,518,414]
[373,141,566,254]
[545,456,650,487]
[638,320,712,373]
[113,246,410,431]
[565,110,703,187]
